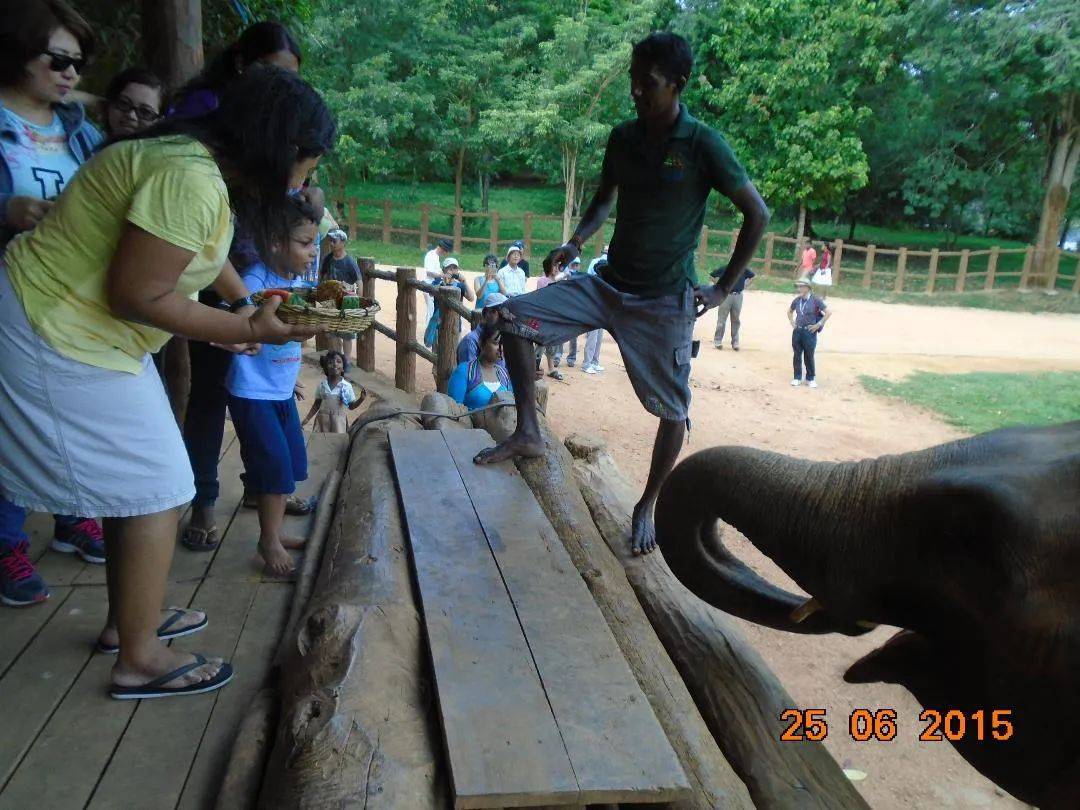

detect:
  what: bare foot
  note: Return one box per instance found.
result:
[112,646,225,690]
[474,431,545,465]
[98,607,206,650]
[258,537,296,575]
[280,536,307,550]
[631,501,657,556]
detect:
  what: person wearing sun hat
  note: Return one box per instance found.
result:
[423,256,474,349]
[496,243,528,296]
[788,276,830,388]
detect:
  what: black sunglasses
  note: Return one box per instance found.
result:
[44,51,87,75]
[110,97,161,123]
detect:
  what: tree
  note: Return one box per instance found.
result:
[684,0,898,245]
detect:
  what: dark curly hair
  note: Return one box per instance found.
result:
[118,66,336,268]
[0,0,95,88]
[632,32,693,91]
[105,66,163,103]
[319,350,347,375]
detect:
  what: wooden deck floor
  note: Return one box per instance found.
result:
[0,373,346,810]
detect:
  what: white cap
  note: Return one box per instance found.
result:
[484,292,508,307]
[442,257,460,269]
[505,245,522,260]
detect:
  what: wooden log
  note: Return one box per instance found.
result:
[359,258,377,372]
[396,267,418,392]
[566,435,870,810]
[435,286,462,394]
[862,245,876,289]
[140,0,202,91]
[214,689,276,810]
[481,417,754,809]
[832,238,844,285]
[985,246,1000,291]
[956,249,970,293]
[260,417,448,809]
[926,248,940,294]
[893,247,907,293]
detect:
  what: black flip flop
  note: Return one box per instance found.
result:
[109,654,234,700]
[97,607,208,654]
[180,525,219,552]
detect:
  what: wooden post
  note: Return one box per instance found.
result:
[1019,246,1034,290]
[348,198,358,241]
[419,204,430,250]
[1073,255,1080,294]
[762,233,775,277]
[1046,248,1062,291]
[956,249,970,293]
[697,226,709,273]
[985,246,1000,291]
[141,0,202,91]
[381,200,392,244]
[926,248,940,294]
[523,211,533,257]
[434,287,462,394]
[395,267,417,393]
[893,247,908,293]
[832,238,844,285]
[862,245,876,289]
[358,258,376,373]
[489,210,500,256]
[453,208,463,253]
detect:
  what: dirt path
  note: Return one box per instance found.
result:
[363,273,1080,808]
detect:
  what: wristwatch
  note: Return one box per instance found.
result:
[568,234,584,251]
[229,295,255,312]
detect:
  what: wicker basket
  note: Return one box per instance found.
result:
[253,292,380,332]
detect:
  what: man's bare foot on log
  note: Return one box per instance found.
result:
[474,430,545,465]
[631,500,658,555]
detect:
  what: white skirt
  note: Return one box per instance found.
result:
[0,266,194,517]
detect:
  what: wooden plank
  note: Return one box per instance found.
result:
[0,586,105,788]
[2,581,197,809]
[444,430,689,805]
[176,582,292,810]
[0,587,73,680]
[88,578,260,810]
[389,429,579,809]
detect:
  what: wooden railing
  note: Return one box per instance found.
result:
[334,196,1080,297]
[354,258,473,395]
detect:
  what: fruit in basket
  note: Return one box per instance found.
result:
[287,292,310,307]
[340,295,361,310]
[261,288,293,301]
[314,279,345,304]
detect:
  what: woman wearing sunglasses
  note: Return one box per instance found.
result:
[0,1,107,611]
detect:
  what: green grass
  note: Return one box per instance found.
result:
[860,371,1080,434]
[328,179,1080,311]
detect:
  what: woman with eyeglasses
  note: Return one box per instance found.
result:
[103,68,163,139]
[0,0,107,611]
[474,253,507,311]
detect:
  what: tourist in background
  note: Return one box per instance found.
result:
[710,265,755,350]
[474,252,506,310]
[496,243,527,296]
[422,237,452,331]
[0,0,105,607]
[499,238,531,276]
[448,327,513,410]
[789,276,831,388]
[423,257,474,350]
[102,67,162,139]
[320,228,360,364]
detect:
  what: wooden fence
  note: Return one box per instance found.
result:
[333,197,1080,297]
[352,257,472,395]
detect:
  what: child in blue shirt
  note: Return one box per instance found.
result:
[226,197,320,574]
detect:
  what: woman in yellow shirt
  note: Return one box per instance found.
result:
[0,65,334,699]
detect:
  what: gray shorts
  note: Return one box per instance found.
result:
[490,274,695,421]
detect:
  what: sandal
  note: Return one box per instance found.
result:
[180,525,219,552]
[109,654,234,700]
[548,370,565,381]
[97,607,208,654]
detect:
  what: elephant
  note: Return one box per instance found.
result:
[654,422,1080,808]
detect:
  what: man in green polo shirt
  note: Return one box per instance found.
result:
[475,32,770,555]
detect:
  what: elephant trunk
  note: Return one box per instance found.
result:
[655,445,903,635]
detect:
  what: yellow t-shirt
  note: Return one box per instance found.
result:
[5,137,233,373]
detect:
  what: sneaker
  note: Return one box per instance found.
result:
[807,380,818,388]
[51,518,106,564]
[1,542,49,607]
[732,345,740,352]
[714,344,723,350]
[791,379,802,386]
[567,360,575,368]
[593,364,605,372]
[583,365,598,375]
[553,357,561,368]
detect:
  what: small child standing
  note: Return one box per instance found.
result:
[226,197,320,575]
[302,350,368,433]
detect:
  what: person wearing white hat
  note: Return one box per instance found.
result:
[788,276,830,388]
[496,244,528,297]
[423,257,474,350]
[319,229,361,363]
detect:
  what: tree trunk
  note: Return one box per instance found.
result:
[453,145,467,213]
[795,201,807,245]
[482,414,755,809]
[140,0,203,91]
[561,146,578,244]
[566,435,870,810]
[261,413,448,809]
[847,215,857,242]
[1032,105,1079,281]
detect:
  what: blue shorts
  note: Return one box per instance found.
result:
[228,396,307,495]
